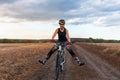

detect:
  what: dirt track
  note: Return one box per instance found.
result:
[30,44,120,80]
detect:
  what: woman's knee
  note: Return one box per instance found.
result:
[66,45,76,56]
[51,45,58,51]
[66,45,72,50]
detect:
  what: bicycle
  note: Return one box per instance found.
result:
[39,41,85,80]
[55,42,67,80]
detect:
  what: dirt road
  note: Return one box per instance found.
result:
[30,44,120,80]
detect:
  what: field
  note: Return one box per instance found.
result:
[0,43,53,80]
[0,43,120,80]
[78,43,120,70]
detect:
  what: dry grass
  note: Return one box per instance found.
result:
[77,42,120,70]
[0,43,53,80]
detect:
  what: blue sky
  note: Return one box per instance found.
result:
[0,0,120,40]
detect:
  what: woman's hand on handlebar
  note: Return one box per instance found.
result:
[51,39,55,43]
[67,42,72,45]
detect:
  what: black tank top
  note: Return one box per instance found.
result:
[58,28,67,42]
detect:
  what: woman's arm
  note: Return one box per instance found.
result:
[66,29,71,42]
[52,29,58,39]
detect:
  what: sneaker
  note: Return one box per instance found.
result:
[74,57,79,61]
[39,60,46,65]
[79,62,85,66]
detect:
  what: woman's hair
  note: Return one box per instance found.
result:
[59,19,65,24]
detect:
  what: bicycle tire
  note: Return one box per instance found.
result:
[55,52,60,80]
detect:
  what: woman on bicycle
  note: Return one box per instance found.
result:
[39,19,85,66]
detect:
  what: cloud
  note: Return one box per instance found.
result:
[0,0,120,27]
[0,0,79,21]
[93,11,120,27]
[0,0,17,4]
[65,0,120,26]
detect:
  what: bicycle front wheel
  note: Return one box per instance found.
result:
[55,53,60,80]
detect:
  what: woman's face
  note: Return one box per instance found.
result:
[59,23,65,28]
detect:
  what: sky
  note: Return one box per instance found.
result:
[0,0,120,40]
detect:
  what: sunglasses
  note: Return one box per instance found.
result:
[59,23,64,25]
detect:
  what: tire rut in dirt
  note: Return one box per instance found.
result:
[29,54,55,80]
[74,44,120,80]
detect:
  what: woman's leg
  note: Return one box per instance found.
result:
[39,44,58,64]
[46,45,58,60]
[66,45,85,66]
[65,45,76,57]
